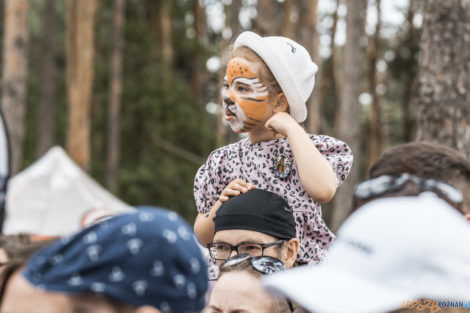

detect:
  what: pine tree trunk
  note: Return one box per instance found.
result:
[297,0,320,133]
[66,0,98,170]
[217,0,243,146]
[36,0,57,157]
[281,0,293,38]
[106,0,126,193]
[331,0,366,230]
[255,0,277,35]
[191,0,204,105]
[228,0,241,37]
[160,0,173,66]
[366,0,383,168]
[414,0,470,158]
[401,1,419,142]
[1,0,29,174]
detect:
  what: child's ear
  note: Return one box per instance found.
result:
[273,93,289,113]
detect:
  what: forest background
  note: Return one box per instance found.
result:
[1,0,469,231]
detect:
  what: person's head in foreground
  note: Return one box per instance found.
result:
[261,192,470,313]
[23,208,208,313]
[209,189,299,268]
[223,31,317,137]
[366,141,470,217]
[209,253,301,313]
[0,237,67,313]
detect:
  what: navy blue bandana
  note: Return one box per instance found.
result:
[23,207,208,312]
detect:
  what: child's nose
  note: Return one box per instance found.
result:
[223,96,235,107]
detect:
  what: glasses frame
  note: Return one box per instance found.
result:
[206,240,285,261]
[354,173,463,209]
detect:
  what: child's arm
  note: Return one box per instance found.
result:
[194,179,255,245]
[265,112,338,203]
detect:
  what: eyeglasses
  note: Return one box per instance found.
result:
[220,254,293,312]
[354,173,463,208]
[207,240,284,261]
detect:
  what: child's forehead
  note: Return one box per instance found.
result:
[226,57,261,79]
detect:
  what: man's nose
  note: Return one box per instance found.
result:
[229,248,239,258]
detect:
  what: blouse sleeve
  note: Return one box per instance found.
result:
[310,134,354,186]
[193,148,227,214]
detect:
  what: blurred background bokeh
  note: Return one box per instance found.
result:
[1,0,468,230]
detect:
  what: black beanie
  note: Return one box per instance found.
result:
[214,189,296,239]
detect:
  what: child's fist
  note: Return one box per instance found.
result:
[265,112,299,137]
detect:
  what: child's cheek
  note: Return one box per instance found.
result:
[239,100,267,124]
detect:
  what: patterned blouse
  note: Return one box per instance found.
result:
[194,134,353,276]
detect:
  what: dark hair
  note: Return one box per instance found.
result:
[369,142,470,181]
[0,234,57,263]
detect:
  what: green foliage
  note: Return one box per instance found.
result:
[90,0,217,221]
[17,0,422,225]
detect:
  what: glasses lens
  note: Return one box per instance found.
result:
[252,256,285,274]
[238,243,263,256]
[209,243,231,260]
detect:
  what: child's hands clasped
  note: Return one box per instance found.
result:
[265,112,301,137]
[218,179,256,202]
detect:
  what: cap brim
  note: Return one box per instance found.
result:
[262,264,413,313]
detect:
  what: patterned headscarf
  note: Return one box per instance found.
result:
[23,207,208,312]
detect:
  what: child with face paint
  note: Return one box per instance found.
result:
[194,32,353,279]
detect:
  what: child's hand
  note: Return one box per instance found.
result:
[265,112,301,137]
[219,179,256,202]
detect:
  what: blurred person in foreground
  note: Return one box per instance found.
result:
[22,207,208,313]
[261,192,470,313]
[0,237,68,313]
[206,189,299,280]
[209,253,305,313]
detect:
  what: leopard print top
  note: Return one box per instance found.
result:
[194,134,353,278]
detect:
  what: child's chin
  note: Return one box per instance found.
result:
[228,122,245,133]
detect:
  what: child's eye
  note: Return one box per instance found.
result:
[238,86,248,92]
[221,84,229,94]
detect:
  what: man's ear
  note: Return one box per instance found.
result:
[282,238,299,268]
[135,306,162,313]
[273,93,289,113]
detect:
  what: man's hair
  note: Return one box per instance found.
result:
[367,141,470,214]
[369,142,470,181]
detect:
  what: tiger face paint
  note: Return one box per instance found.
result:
[223,57,269,133]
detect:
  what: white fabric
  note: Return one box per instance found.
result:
[234,31,318,123]
[4,146,133,236]
[262,192,470,313]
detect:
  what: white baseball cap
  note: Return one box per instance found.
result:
[262,192,470,313]
[234,31,318,123]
